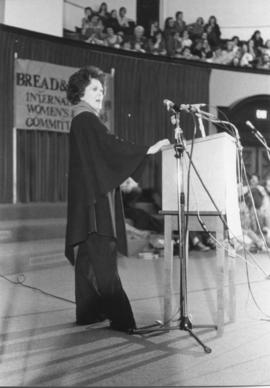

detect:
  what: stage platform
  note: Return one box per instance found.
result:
[1,245,270,386]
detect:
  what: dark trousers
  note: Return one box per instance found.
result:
[75,233,136,331]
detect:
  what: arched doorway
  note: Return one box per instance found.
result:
[217,94,270,181]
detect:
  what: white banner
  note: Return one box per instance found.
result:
[14,59,114,132]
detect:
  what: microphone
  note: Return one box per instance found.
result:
[197,114,206,137]
[163,99,180,112]
[163,100,206,113]
[180,103,207,112]
[246,120,263,136]
[246,120,265,142]
[245,120,256,132]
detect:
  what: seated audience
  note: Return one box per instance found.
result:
[70,3,269,72]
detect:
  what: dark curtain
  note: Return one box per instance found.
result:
[17,130,69,202]
[0,25,210,203]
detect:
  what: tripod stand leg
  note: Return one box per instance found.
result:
[179,315,212,353]
[185,327,212,353]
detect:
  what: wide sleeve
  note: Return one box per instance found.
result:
[72,112,149,200]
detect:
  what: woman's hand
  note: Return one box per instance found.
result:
[120,177,139,193]
[147,139,170,155]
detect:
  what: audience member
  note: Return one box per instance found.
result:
[207,46,224,63]
[174,11,186,35]
[261,176,270,240]
[249,173,264,191]
[248,38,257,59]
[250,30,264,55]
[163,16,176,40]
[242,174,270,250]
[149,30,167,56]
[202,34,213,60]
[181,29,193,48]
[239,190,265,252]
[103,26,122,48]
[149,20,160,38]
[106,9,121,32]
[81,7,93,37]
[118,6,130,33]
[204,15,221,49]
[121,178,163,234]
[168,31,183,57]
[191,39,205,59]
[231,48,242,67]
[83,14,105,43]
[128,25,149,53]
[98,2,110,25]
[239,41,255,67]
[232,35,240,48]
[187,17,205,40]
[189,232,214,252]
[263,39,270,56]
[121,38,132,51]
[257,53,270,70]
[177,46,198,60]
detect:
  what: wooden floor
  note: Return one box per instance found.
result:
[1,246,270,386]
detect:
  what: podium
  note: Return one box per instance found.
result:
[161,132,241,335]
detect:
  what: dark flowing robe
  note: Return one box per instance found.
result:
[65,110,148,263]
[65,107,148,329]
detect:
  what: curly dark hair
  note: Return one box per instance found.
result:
[66,66,105,105]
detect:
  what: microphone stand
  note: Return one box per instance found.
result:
[134,109,212,354]
[172,111,211,353]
